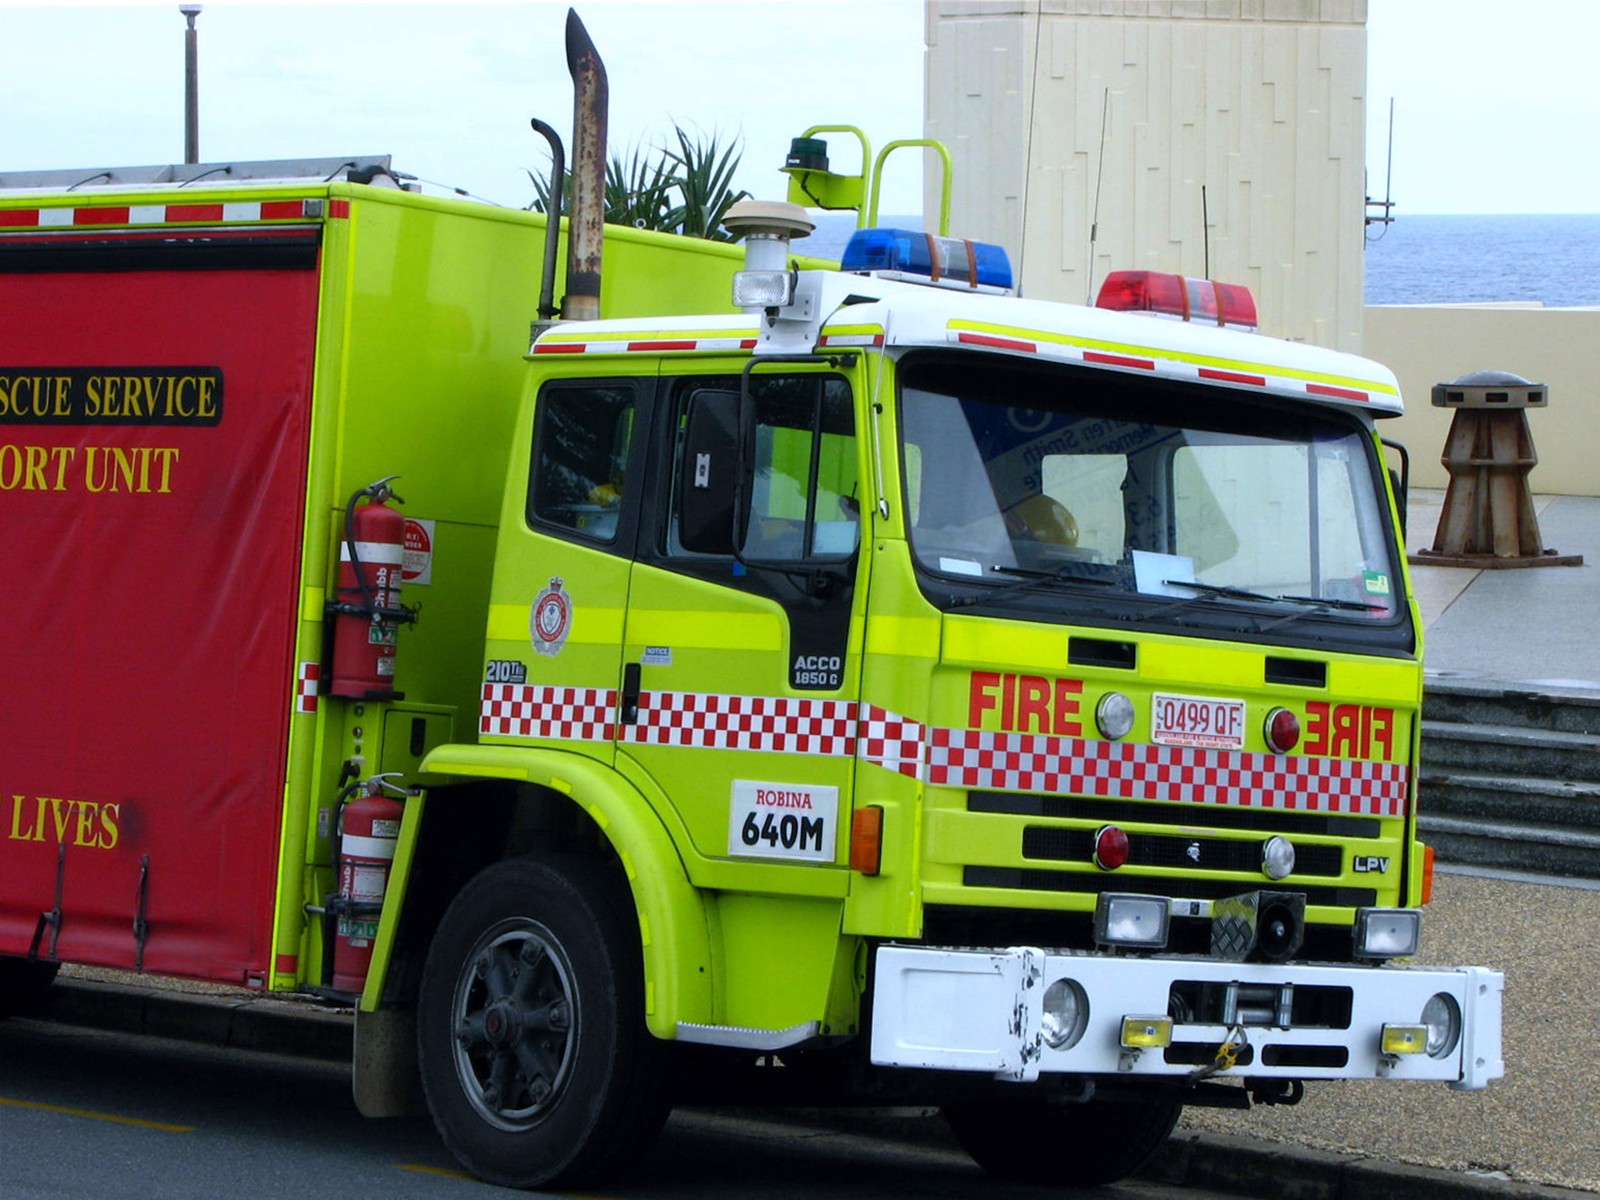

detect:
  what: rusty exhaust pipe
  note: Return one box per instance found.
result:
[563,8,607,321]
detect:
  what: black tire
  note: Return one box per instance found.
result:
[943,1089,1182,1187]
[0,957,59,1019]
[417,855,668,1190]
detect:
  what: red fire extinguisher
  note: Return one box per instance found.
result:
[331,775,407,995]
[329,476,416,698]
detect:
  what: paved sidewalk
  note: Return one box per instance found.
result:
[1408,490,1600,691]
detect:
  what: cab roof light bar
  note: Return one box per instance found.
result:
[1095,269,1258,331]
[841,227,1013,294]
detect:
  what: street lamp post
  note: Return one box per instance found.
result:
[180,5,202,164]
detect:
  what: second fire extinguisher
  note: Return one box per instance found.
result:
[331,774,407,995]
[329,476,417,698]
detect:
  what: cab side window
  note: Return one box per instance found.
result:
[528,383,635,542]
[665,372,858,562]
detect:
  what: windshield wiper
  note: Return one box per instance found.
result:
[1276,593,1389,613]
[1163,581,1387,613]
[947,562,1115,609]
[1160,579,1281,604]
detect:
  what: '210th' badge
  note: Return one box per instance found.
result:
[530,577,571,657]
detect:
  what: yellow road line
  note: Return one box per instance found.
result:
[398,1163,478,1179]
[0,1094,194,1132]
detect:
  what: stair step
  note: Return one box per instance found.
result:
[1418,813,1600,877]
[1423,679,1600,734]
[1421,720,1600,782]
[1417,771,1600,830]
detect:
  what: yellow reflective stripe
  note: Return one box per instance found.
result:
[625,608,784,651]
[947,318,1400,397]
[822,322,885,338]
[943,617,1068,667]
[1139,641,1261,688]
[538,325,758,346]
[486,602,624,644]
[865,615,940,658]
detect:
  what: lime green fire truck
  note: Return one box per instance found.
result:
[1,18,1501,1194]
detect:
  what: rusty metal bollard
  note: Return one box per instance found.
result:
[1411,370,1581,568]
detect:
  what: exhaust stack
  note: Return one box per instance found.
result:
[563,8,607,321]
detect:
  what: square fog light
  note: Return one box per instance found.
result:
[1094,893,1170,950]
[1121,1015,1174,1049]
[1381,1023,1429,1055]
[1354,908,1421,960]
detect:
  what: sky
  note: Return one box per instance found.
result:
[0,1,1596,217]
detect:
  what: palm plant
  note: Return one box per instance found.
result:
[663,125,749,242]
[528,122,748,241]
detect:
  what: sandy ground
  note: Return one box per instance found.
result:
[1180,870,1600,1193]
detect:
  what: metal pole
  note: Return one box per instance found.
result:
[180,5,202,164]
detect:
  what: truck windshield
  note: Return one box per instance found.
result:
[898,354,1409,649]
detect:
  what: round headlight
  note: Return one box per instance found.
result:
[1422,992,1461,1058]
[1262,835,1296,880]
[1096,692,1136,740]
[1041,978,1089,1050]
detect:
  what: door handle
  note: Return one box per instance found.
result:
[621,661,641,725]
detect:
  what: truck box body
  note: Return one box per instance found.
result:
[0,163,747,987]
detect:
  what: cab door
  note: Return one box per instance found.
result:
[480,371,648,765]
[617,362,867,884]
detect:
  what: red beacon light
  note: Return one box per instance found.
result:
[1095,270,1258,332]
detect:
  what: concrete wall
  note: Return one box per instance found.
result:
[1364,304,1600,498]
[925,0,1369,352]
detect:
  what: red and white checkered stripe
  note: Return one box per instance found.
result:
[475,685,1406,815]
[928,727,1407,817]
[623,692,858,757]
[0,198,340,231]
[858,704,925,779]
[481,684,617,741]
[295,662,320,714]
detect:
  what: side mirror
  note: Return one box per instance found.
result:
[678,389,743,555]
[1381,437,1410,540]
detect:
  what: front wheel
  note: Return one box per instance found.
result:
[417,855,667,1189]
[943,1089,1181,1187]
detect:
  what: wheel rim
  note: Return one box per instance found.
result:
[450,918,578,1131]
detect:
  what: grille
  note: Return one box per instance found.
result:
[963,866,1377,908]
[1021,827,1344,876]
[970,791,1382,838]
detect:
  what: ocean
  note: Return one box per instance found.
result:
[1364,213,1600,308]
[807,212,1600,309]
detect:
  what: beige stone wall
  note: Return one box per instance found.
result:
[1363,304,1599,498]
[925,0,1369,352]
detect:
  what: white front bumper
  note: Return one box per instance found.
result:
[870,945,1504,1090]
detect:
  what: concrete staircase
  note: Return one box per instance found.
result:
[1418,680,1600,878]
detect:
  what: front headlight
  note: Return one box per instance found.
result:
[1422,992,1461,1058]
[1353,907,1421,960]
[1093,893,1170,949]
[1041,978,1089,1050]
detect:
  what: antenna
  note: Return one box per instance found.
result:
[1085,86,1109,305]
[1201,184,1211,280]
[1365,98,1396,243]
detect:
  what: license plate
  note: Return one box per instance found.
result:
[1152,693,1245,749]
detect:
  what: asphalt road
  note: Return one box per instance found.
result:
[0,1016,1221,1200]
